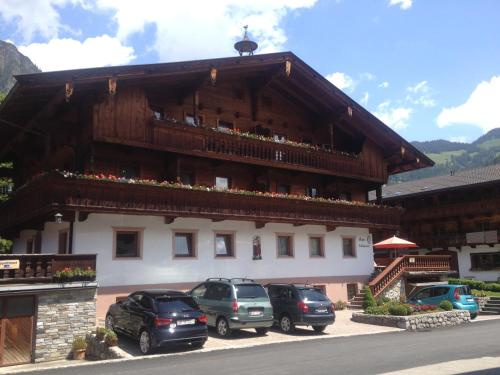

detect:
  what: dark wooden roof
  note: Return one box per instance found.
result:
[0,51,432,174]
[378,164,500,200]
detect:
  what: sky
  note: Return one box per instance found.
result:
[1,0,499,143]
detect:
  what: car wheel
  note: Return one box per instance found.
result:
[255,327,268,335]
[216,317,232,337]
[313,325,327,333]
[139,330,153,355]
[105,314,115,332]
[279,314,294,333]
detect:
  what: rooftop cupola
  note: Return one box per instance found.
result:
[234,25,258,56]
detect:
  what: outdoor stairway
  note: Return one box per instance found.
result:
[481,297,500,315]
[348,290,365,309]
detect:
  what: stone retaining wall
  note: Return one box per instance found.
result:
[475,296,490,310]
[352,310,470,331]
[35,286,97,362]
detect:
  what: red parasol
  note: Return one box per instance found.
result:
[373,235,417,249]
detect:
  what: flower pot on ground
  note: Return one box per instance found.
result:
[72,336,87,360]
[104,331,118,347]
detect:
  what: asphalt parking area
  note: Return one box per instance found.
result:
[117,309,403,356]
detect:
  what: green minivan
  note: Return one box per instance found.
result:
[189,278,274,337]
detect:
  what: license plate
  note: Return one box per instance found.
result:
[466,298,474,303]
[177,319,195,326]
[316,308,328,313]
[249,310,263,317]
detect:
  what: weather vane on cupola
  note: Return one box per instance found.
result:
[234,25,258,56]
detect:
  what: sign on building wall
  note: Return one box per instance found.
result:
[0,259,20,270]
[358,234,373,248]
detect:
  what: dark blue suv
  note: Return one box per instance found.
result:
[266,284,335,333]
[105,290,208,354]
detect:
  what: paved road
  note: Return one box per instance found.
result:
[24,320,500,375]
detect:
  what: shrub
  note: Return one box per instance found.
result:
[334,300,347,310]
[104,330,118,347]
[72,336,87,351]
[388,303,412,316]
[377,297,390,306]
[439,300,453,311]
[365,305,389,315]
[449,278,500,293]
[95,327,107,340]
[362,286,376,310]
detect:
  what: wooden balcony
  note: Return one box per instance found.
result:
[406,233,467,250]
[369,255,452,297]
[0,254,96,284]
[0,172,401,234]
[402,198,500,222]
[94,120,387,182]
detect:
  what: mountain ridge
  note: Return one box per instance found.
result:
[0,40,40,94]
[391,128,500,183]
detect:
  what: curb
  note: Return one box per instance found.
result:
[2,328,404,374]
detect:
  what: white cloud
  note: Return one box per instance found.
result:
[388,0,413,10]
[360,72,376,81]
[378,81,389,88]
[325,72,355,91]
[0,0,86,42]
[437,76,500,133]
[18,35,135,71]
[406,80,436,107]
[360,92,370,106]
[94,0,318,62]
[2,0,317,64]
[374,100,413,130]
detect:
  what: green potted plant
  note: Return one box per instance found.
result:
[104,330,118,347]
[95,327,107,341]
[72,336,87,360]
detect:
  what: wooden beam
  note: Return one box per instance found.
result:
[0,88,66,158]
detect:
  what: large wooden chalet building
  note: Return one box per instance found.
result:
[0,51,433,316]
[378,164,500,282]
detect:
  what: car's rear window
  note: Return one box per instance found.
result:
[458,286,472,296]
[299,288,328,301]
[155,296,198,313]
[235,284,268,299]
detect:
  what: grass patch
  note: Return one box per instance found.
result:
[427,150,466,164]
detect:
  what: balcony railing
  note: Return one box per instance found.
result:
[95,120,387,182]
[369,255,452,297]
[0,254,96,284]
[405,233,467,250]
[0,172,401,234]
[402,198,500,222]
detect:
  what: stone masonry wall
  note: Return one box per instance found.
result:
[35,287,97,362]
[382,278,405,301]
[352,310,470,331]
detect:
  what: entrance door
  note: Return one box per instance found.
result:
[0,296,35,366]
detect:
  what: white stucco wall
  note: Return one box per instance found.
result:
[11,213,375,287]
[456,245,500,282]
[420,245,500,282]
[68,213,374,287]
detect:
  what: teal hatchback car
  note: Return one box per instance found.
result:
[407,284,479,319]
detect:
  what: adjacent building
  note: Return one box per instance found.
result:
[0,51,432,317]
[377,164,500,281]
